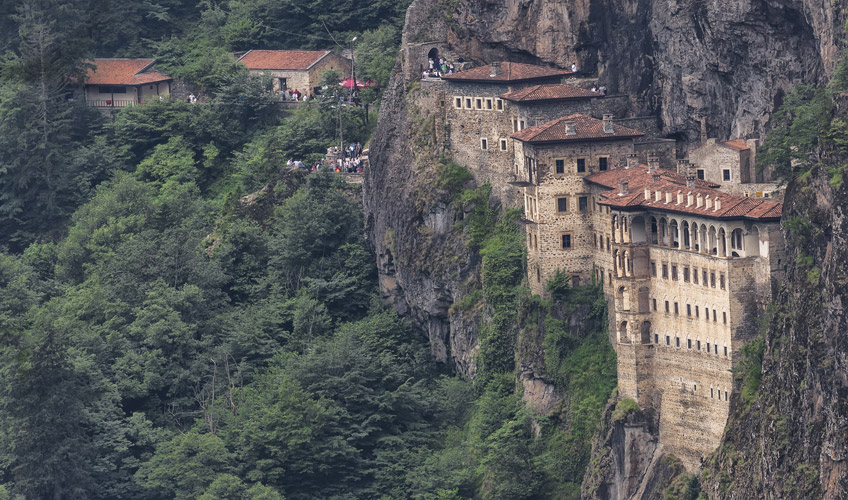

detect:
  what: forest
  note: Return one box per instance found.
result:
[0,1,617,499]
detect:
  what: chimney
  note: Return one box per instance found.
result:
[647,153,660,172]
[490,62,502,77]
[626,153,638,169]
[603,114,615,134]
[677,190,683,204]
[676,159,689,174]
[687,192,693,207]
[645,188,651,200]
[665,191,672,204]
[714,197,722,211]
[655,190,662,202]
[565,121,577,136]
[686,169,697,188]
[619,180,629,195]
[696,194,703,208]
[705,195,712,209]
[652,173,661,183]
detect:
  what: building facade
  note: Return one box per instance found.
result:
[82,59,171,109]
[688,138,781,199]
[237,50,351,96]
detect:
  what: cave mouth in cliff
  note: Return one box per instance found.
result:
[428,47,440,60]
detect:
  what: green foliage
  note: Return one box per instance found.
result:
[738,335,766,405]
[663,472,702,500]
[437,161,474,194]
[355,25,402,89]
[612,398,640,421]
[458,183,497,248]
[545,269,571,300]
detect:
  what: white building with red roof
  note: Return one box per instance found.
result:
[236,49,350,96]
[82,58,172,108]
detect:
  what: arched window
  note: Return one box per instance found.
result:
[670,220,679,248]
[631,216,646,243]
[640,321,651,344]
[682,221,690,249]
[619,321,628,343]
[650,217,658,244]
[659,218,668,246]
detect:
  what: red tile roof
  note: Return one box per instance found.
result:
[511,114,644,144]
[441,62,572,83]
[85,59,171,85]
[719,139,750,151]
[500,84,598,102]
[587,166,781,220]
[237,50,332,70]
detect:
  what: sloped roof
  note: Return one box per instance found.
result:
[237,50,332,70]
[511,114,644,144]
[441,62,571,83]
[500,84,598,102]
[587,166,782,220]
[85,59,171,85]
[719,139,750,151]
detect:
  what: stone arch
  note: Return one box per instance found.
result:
[619,321,629,343]
[631,216,647,243]
[681,220,690,249]
[670,219,680,248]
[640,321,652,344]
[718,227,727,257]
[624,250,632,276]
[427,47,440,60]
[618,286,628,311]
[659,217,668,246]
[650,217,659,244]
[731,228,743,257]
[708,225,718,255]
[747,225,763,257]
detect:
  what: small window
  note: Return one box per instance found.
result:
[652,298,657,311]
[651,261,657,277]
[512,119,518,132]
[561,233,572,249]
[711,388,714,398]
[675,337,680,347]
[496,99,504,111]
[723,311,727,323]
[705,307,710,321]
[693,268,699,284]
[556,197,568,213]
[665,301,670,313]
[671,265,678,280]
[674,302,679,315]
[720,273,726,289]
[475,98,482,109]
[710,272,716,287]
[687,338,692,349]
[599,157,608,171]
[695,306,699,318]
[465,97,472,108]
[666,335,670,346]
[724,346,728,356]
[481,138,488,150]
[499,139,507,151]
[578,196,589,212]
[723,169,731,181]
[454,97,462,108]
[485,98,493,110]
[576,158,586,173]
[683,267,690,282]
[555,159,565,174]
[655,333,659,344]
[519,120,525,130]
[687,304,692,316]
[697,340,701,350]
[714,344,718,354]
[697,169,705,180]
[703,270,708,285]
[707,342,711,353]
[713,310,717,322]
[662,264,668,279]
[725,391,728,401]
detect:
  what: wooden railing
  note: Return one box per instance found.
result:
[87,99,137,108]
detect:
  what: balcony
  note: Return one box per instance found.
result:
[86,99,138,108]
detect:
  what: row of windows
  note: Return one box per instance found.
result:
[677,382,730,401]
[657,334,729,357]
[453,96,505,111]
[653,299,728,324]
[651,262,726,290]
[555,195,590,214]
[553,157,609,174]
[480,138,509,151]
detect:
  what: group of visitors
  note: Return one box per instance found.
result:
[591,85,607,95]
[422,55,456,78]
[282,88,310,101]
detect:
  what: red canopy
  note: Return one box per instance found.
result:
[339,78,374,89]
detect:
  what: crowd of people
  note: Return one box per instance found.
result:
[286,142,366,174]
[281,88,312,101]
[422,55,456,78]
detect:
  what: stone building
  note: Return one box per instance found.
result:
[688,138,781,199]
[236,50,351,95]
[510,113,645,293]
[585,164,783,469]
[80,58,172,109]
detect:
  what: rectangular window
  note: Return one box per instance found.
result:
[674,302,679,315]
[499,139,508,151]
[725,391,728,401]
[675,337,680,347]
[695,306,699,317]
[687,304,692,316]
[723,311,727,323]
[485,98,493,110]
[651,262,657,277]
[697,169,705,180]
[693,268,699,284]
[454,97,462,108]
[576,158,586,173]
[710,272,716,287]
[724,346,728,356]
[707,342,711,353]
[713,310,717,322]
[561,233,572,249]
[475,98,482,109]
[652,298,657,311]
[720,273,726,289]
[711,388,714,398]
[723,169,731,181]
[496,99,504,111]
[655,334,659,344]
[703,270,708,285]
[671,265,678,280]
[578,196,589,212]
[556,197,568,213]
[687,339,692,349]
[714,344,718,354]
[598,157,608,171]
[555,159,565,174]
[519,120,525,130]
[666,335,670,346]
[512,119,517,132]
[665,301,670,313]
[683,267,690,282]
[481,138,488,150]
[465,97,472,108]
[662,264,668,279]
[697,340,701,350]
[705,307,710,321]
